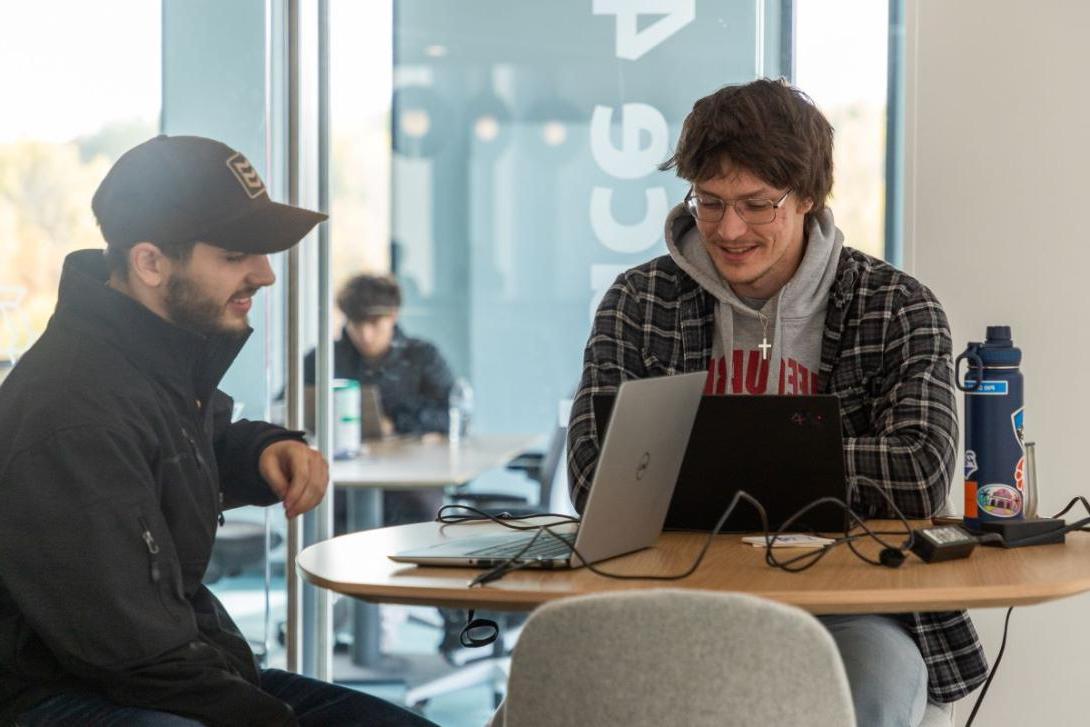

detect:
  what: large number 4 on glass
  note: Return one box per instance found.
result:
[593,0,696,61]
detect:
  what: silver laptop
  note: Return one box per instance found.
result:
[389,371,706,569]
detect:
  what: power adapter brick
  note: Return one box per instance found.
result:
[910,518,1068,563]
[975,517,1067,547]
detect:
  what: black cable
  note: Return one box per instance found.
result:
[468,528,552,587]
[1050,497,1090,532]
[956,497,1090,721]
[459,609,501,648]
[485,489,906,583]
[761,479,915,573]
[436,504,580,529]
[960,499,1089,720]
[441,480,919,647]
[965,606,1014,727]
[975,532,1005,546]
[1051,496,1090,520]
[443,475,917,586]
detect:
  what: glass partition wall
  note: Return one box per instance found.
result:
[160,0,333,679]
[386,1,791,441]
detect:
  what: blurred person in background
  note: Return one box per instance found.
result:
[305,273,454,529]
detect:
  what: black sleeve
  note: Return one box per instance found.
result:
[302,348,317,386]
[0,428,298,726]
[211,390,307,509]
[391,343,454,434]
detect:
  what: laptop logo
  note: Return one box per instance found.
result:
[635,451,651,480]
[791,411,828,428]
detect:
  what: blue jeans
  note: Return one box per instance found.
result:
[820,615,929,727]
[15,668,438,727]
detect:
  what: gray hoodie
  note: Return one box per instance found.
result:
[665,204,843,395]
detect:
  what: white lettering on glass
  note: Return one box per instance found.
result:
[589,104,669,179]
[588,1,690,322]
[592,0,696,61]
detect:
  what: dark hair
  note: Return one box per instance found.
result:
[336,274,402,322]
[660,78,834,218]
[104,239,198,277]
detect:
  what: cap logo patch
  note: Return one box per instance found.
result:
[226,152,267,199]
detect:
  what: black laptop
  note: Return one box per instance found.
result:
[593,392,848,533]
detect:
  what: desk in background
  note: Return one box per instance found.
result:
[329,433,540,667]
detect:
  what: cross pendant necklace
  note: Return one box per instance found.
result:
[757,312,771,360]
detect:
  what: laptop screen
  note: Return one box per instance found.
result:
[593,391,847,533]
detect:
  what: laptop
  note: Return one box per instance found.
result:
[389,371,706,569]
[593,393,848,533]
[359,385,385,440]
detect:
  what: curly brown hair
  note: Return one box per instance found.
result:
[660,78,834,217]
[336,274,402,323]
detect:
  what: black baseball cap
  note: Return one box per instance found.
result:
[92,134,327,255]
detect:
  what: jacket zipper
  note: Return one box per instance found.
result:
[182,426,224,528]
[139,516,161,583]
[182,428,207,470]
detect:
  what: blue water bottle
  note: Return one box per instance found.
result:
[955,326,1024,528]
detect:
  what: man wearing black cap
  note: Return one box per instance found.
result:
[0,136,437,726]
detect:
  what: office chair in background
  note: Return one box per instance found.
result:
[204,520,280,584]
[447,419,571,517]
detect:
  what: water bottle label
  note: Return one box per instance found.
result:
[977,483,1022,518]
[1011,408,1024,443]
[964,380,1009,395]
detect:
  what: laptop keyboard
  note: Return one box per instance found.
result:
[467,532,576,560]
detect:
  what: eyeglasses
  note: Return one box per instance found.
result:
[684,187,792,225]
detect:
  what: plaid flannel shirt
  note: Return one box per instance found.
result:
[567,245,988,703]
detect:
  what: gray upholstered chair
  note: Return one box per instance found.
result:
[494,589,855,727]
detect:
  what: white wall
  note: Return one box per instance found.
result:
[904,1,1090,723]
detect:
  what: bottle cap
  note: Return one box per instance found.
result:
[977,325,1022,366]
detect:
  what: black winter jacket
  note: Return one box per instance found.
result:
[0,250,305,725]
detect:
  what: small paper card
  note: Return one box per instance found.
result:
[741,534,836,548]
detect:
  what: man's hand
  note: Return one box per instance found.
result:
[259,440,329,519]
[380,416,395,438]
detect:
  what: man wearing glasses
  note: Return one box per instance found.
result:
[568,79,987,725]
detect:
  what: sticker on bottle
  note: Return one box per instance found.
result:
[964,450,978,479]
[1011,407,1024,444]
[978,483,1022,518]
[965,380,1009,395]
